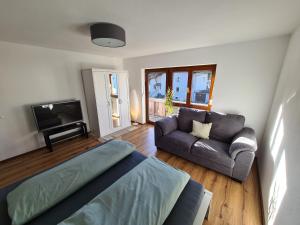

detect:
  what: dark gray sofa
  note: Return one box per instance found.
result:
[155,108,257,182]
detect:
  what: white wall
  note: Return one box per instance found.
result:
[259,27,300,225]
[0,41,122,161]
[124,36,289,142]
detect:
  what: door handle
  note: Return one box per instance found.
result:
[118,99,123,104]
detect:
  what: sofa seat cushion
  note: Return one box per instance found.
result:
[191,139,234,168]
[206,112,245,143]
[178,107,206,133]
[158,130,199,153]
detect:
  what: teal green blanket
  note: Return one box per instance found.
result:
[7,140,135,225]
[59,157,190,225]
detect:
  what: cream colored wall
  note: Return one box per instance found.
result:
[124,36,289,142]
[0,41,122,160]
[259,27,300,225]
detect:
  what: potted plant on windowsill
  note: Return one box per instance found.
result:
[165,88,174,117]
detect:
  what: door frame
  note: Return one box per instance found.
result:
[145,68,169,124]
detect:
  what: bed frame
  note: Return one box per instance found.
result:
[0,142,212,225]
[193,190,212,225]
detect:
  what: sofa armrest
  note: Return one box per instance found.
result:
[232,151,255,182]
[229,127,257,159]
[155,116,178,136]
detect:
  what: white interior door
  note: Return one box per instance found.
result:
[93,71,112,136]
[93,70,131,137]
[106,72,123,133]
[118,72,131,128]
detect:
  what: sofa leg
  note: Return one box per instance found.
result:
[231,177,243,183]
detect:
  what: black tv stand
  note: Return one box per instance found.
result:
[42,122,88,151]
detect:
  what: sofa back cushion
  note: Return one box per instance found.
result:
[206,112,245,143]
[178,108,206,133]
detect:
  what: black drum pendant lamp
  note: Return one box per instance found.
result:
[90,23,126,48]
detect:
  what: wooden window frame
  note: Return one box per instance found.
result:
[145,64,216,123]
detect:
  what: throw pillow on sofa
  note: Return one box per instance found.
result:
[178,107,206,133]
[190,120,212,139]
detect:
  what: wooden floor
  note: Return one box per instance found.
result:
[0,124,263,225]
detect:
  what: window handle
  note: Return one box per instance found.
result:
[187,87,190,94]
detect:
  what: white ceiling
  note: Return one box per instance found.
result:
[0,0,299,58]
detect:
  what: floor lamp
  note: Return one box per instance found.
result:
[130,89,139,126]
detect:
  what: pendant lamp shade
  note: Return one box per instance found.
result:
[90,23,126,48]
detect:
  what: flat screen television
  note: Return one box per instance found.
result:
[31,100,83,131]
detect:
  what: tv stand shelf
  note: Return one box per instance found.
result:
[43,122,88,151]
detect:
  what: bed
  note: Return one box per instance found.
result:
[0,141,212,225]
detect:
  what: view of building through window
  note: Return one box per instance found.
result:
[191,71,212,105]
[148,72,166,99]
[145,65,216,123]
[172,71,188,103]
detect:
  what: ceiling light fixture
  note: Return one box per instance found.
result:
[90,23,126,48]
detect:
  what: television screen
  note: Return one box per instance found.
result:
[32,100,83,131]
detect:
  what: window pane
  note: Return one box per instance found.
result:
[148,72,166,122]
[172,71,188,103]
[190,71,212,105]
[148,72,166,99]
